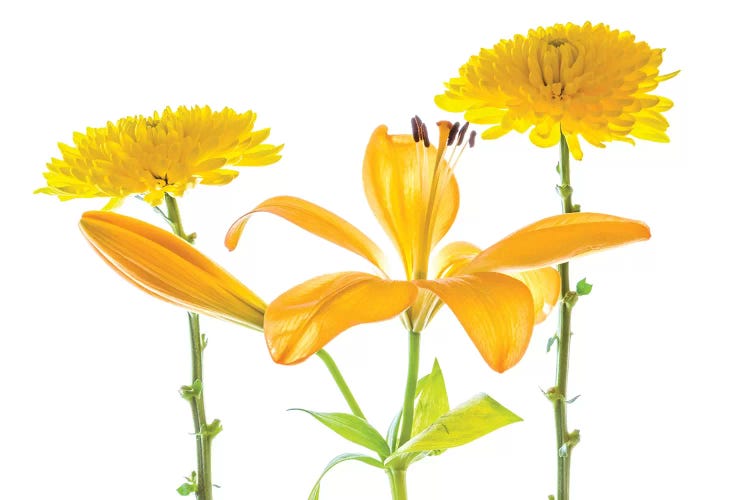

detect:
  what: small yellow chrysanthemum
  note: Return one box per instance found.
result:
[435,22,678,159]
[37,105,283,208]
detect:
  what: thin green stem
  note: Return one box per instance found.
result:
[315,349,366,420]
[397,330,421,447]
[387,468,408,500]
[552,135,575,500]
[165,194,214,500]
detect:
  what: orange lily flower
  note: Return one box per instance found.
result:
[226,118,650,372]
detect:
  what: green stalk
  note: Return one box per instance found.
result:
[164,194,214,500]
[397,330,421,447]
[387,468,408,500]
[552,135,576,500]
[316,349,366,420]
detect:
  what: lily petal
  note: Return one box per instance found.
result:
[80,211,265,330]
[464,212,650,273]
[265,272,418,364]
[225,196,388,274]
[509,268,561,323]
[415,273,534,373]
[432,241,481,278]
[363,125,459,279]
[409,241,482,332]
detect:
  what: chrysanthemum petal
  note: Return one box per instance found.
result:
[363,125,459,279]
[482,125,513,140]
[225,196,388,274]
[564,134,584,161]
[464,212,651,273]
[264,272,418,364]
[655,70,680,82]
[435,22,678,158]
[509,267,560,323]
[199,169,240,185]
[38,105,282,205]
[415,273,534,373]
[80,211,265,329]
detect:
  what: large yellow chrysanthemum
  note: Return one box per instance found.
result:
[435,22,678,160]
[37,105,283,208]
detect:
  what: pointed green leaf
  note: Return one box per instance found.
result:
[546,335,558,352]
[292,409,390,459]
[412,358,449,436]
[385,393,521,465]
[576,278,593,296]
[176,483,195,496]
[308,453,383,500]
[386,409,402,453]
[176,471,197,496]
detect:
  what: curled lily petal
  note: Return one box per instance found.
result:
[464,212,651,273]
[225,195,388,274]
[363,125,459,279]
[80,211,265,330]
[265,272,418,364]
[432,241,481,278]
[509,267,561,323]
[415,273,534,373]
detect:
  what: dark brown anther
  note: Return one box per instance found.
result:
[420,122,430,147]
[411,117,420,142]
[447,122,460,146]
[468,130,477,148]
[457,121,470,145]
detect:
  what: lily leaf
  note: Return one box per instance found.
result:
[292,409,390,459]
[386,409,402,453]
[385,393,521,466]
[412,358,449,437]
[308,453,384,500]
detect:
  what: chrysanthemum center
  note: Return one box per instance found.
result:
[548,38,568,47]
[145,118,160,128]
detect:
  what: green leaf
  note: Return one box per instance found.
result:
[308,453,383,500]
[292,409,390,459]
[176,483,195,496]
[546,335,558,353]
[386,409,402,453]
[412,359,449,436]
[180,379,203,400]
[199,419,223,439]
[176,471,197,496]
[385,393,521,466]
[576,278,593,296]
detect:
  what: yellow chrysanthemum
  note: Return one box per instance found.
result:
[435,22,678,160]
[37,105,283,208]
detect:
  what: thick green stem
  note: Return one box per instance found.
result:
[387,468,408,500]
[552,135,575,500]
[316,349,366,420]
[165,194,213,500]
[397,331,421,447]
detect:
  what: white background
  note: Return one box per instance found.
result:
[2,1,746,499]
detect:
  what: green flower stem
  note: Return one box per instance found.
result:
[387,468,408,500]
[315,349,366,420]
[386,329,420,500]
[165,194,214,500]
[552,135,575,500]
[398,330,421,446]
